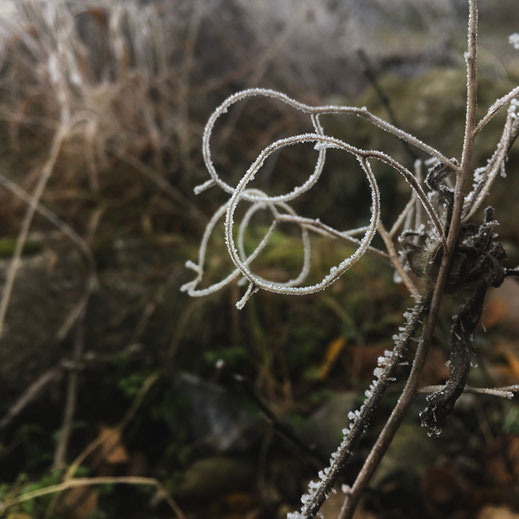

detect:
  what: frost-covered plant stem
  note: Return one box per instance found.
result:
[294,293,431,518]
[338,2,479,516]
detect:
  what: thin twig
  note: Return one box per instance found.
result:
[275,214,389,259]
[0,366,63,429]
[53,312,86,469]
[474,85,519,135]
[377,221,418,297]
[389,192,417,238]
[356,48,419,162]
[109,145,204,224]
[0,126,67,338]
[418,384,518,399]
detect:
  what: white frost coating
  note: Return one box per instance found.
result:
[202,89,328,204]
[181,186,315,303]
[185,87,457,310]
[509,33,519,49]
[236,197,312,289]
[236,282,258,310]
[224,134,381,296]
[463,99,518,221]
[202,88,456,204]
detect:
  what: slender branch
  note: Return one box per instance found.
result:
[459,0,478,189]
[474,85,519,135]
[339,305,434,519]
[275,214,389,259]
[0,127,67,338]
[418,384,519,399]
[356,48,419,162]
[377,222,418,297]
[0,367,63,429]
[64,373,159,481]
[53,312,85,469]
[389,193,417,238]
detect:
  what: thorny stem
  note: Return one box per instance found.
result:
[300,293,431,518]
[338,1,479,517]
[339,297,433,519]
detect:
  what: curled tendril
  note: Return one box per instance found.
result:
[184,88,454,308]
[180,188,312,298]
[224,134,381,296]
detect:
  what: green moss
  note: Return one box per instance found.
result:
[0,238,42,258]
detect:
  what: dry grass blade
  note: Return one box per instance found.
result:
[0,476,186,519]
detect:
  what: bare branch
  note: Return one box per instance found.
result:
[474,85,519,135]
[418,384,519,400]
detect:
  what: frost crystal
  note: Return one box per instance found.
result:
[509,33,519,49]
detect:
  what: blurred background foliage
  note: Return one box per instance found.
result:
[0,1,518,518]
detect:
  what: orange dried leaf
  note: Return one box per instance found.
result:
[481,297,507,329]
[61,487,98,519]
[502,350,519,381]
[95,426,129,465]
[317,337,346,380]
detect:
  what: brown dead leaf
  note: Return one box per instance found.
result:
[93,426,129,465]
[483,436,519,484]
[60,487,98,519]
[502,350,519,381]
[481,297,507,329]
[493,345,519,384]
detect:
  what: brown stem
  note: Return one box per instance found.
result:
[378,221,418,297]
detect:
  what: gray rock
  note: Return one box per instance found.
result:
[371,423,441,487]
[302,391,359,456]
[174,372,261,454]
[175,456,255,501]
